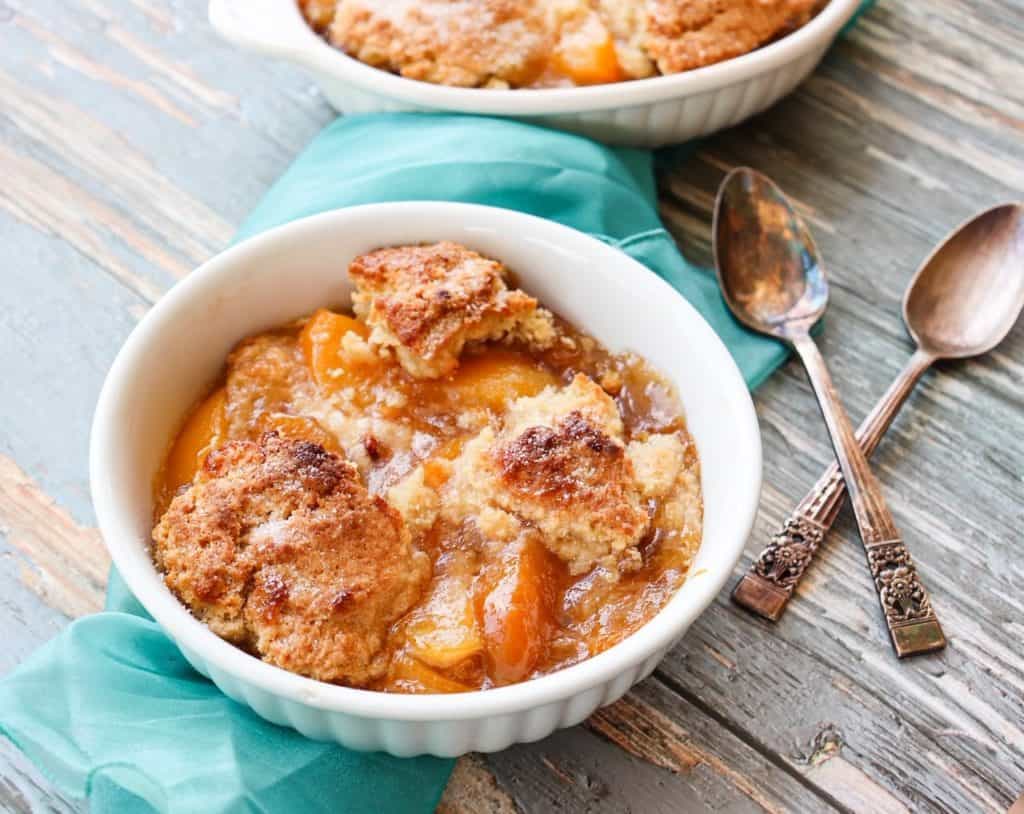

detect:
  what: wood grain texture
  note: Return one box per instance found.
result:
[0,455,108,618]
[1,0,1022,812]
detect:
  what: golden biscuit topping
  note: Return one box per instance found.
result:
[350,241,553,378]
[444,374,651,575]
[153,433,429,685]
[499,411,624,500]
[300,0,820,87]
[329,0,551,88]
[643,0,820,74]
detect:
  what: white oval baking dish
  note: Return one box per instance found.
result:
[208,0,861,147]
[90,202,761,756]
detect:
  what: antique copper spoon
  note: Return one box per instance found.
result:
[731,201,1024,622]
[713,167,946,657]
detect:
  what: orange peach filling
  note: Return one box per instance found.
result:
[156,307,700,692]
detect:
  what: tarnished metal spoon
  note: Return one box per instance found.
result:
[733,202,1024,623]
[713,167,946,658]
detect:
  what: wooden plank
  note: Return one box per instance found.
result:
[0,455,108,619]
[437,755,519,814]
[0,740,84,814]
[0,461,94,814]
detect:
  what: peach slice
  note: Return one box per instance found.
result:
[478,536,558,685]
[550,11,624,86]
[163,386,227,491]
[405,567,484,671]
[443,350,558,413]
[385,651,472,694]
[299,308,374,393]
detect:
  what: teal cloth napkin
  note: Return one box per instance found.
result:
[238,114,787,386]
[0,114,791,814]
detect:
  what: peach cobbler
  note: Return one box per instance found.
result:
[298,0,822,88]
[153,241,702,692]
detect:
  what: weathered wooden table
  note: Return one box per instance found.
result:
[2,1,1022,811]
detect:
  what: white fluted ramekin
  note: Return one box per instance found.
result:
[90,203,761,756]
[208,0,860,147]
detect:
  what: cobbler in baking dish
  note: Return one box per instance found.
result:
[298,0,822,88]
[152,240,702,692]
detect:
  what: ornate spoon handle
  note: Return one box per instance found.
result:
[733,348,935,622]
[740,338,945,657]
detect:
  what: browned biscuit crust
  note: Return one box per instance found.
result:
[444,374,650,575]
[153,433,429,685]
[492,374,649,573]
[349,241,551,378]
[328,0,551,88]
[497,409,650,557]
[643,0,819,74]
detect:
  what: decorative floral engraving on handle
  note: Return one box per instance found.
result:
[752,516,825,588]
[867,542,935,624]
[733,468,842,620]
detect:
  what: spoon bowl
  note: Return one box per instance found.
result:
[713,168,828,338]
[903,203,1024,359]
